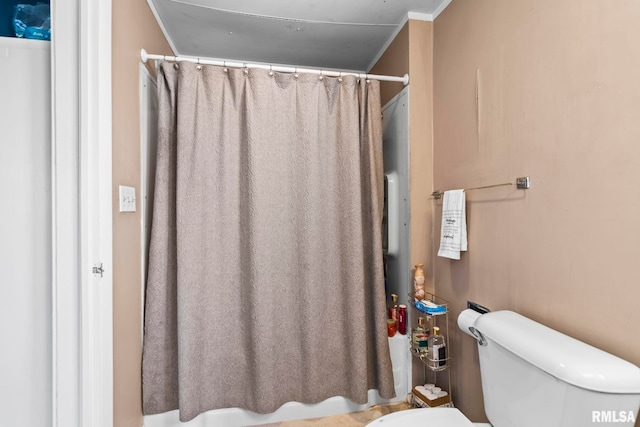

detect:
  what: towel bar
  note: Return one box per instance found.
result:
[431,176,530,200]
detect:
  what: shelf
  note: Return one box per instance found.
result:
[408,291,450,317]
[410,348,452,372]
[409,291,453,405]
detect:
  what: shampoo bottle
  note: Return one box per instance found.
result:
[427,326,447,368]
[389,293,398,322]
[411,317,429,356]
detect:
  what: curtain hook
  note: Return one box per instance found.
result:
[294,67,298,79]
[319,69,323,81]
[269,64,274,77]
[338,71,342,83]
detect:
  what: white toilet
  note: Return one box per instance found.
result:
[368,310,640,426]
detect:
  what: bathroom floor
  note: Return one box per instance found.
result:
[256,402,413,427]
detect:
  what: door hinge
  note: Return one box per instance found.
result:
[92,263,104,278]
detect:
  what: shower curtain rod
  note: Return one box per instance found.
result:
[140,49,410,85]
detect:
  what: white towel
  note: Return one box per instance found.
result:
[437,189,467,260]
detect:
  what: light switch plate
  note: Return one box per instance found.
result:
[119,185,136,212]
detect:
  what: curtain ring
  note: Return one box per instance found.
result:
[294,67,298,79]
[319,69,323,81]
[338,71,342,83]
[243,63,249,75]
[269,64,274,77]
[222,60,228,73]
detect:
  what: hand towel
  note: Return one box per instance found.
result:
[437,189,467,260]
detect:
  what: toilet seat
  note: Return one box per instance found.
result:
[366,407,488,426]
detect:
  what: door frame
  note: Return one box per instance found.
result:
[51,0,113,426]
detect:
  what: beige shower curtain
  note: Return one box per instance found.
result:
[142,61,395,422]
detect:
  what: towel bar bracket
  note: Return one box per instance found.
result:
[516,176,530,190]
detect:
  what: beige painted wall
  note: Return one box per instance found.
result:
[112,1,172,426]
[433,0,640,423]
[371,19,435,389]
[407,20,434,284]
[371,24,409,107]
[371,19,435,285]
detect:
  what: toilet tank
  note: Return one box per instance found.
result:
[473,311,640,427]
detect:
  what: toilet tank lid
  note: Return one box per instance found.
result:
[475,311,640,394]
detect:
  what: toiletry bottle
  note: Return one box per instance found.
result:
[427,326,447,368]
[411,317,429,355]
[389,293,398,322]
[413,263,425,301]
[387,319,397,337]
[398,304,407,335]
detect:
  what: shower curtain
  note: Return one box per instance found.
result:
[142,61,395,422]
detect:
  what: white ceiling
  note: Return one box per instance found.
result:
[147,0,452,72]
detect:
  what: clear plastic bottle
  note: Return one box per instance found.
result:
[427,326,447,369]
[411,317,429,356]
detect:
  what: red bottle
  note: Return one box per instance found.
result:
[398,305,407,335]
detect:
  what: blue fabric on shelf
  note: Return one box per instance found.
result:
[414,300,447,315]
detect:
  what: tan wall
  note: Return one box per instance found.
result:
[371,24,409,107]
[407,20,434,286]
[371,19,435,389]
[112,1,172,426]
[433,0,640,423]
[407,20,436,390]
[371,19,435,286]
